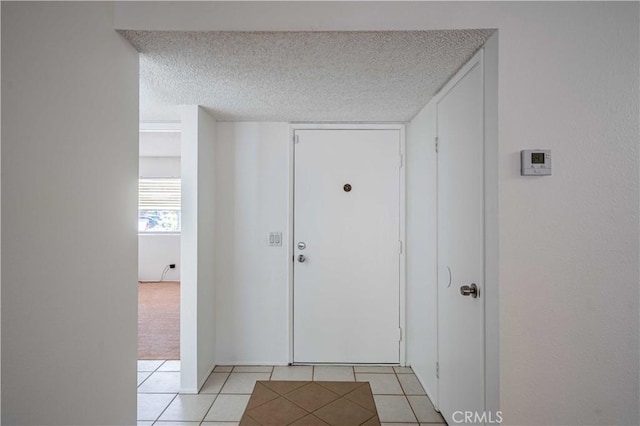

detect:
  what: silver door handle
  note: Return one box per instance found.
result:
[298,254,306,263]
[460,283,479,298]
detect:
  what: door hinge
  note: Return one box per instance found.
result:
[399,154,403,168]
[435,136,439,153]
[398,327,403,342]
[294,134,299,144]
[399,240,403,254]
[436,362,439,379]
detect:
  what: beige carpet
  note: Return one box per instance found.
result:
[138,281,180,360]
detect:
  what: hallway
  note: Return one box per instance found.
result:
[137,362,445,425]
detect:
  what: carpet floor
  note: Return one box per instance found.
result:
[138,281,180,360]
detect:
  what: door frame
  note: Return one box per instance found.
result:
[433,36,499,417]
[287,123,407,365]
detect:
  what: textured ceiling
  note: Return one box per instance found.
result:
[121,30,494,122]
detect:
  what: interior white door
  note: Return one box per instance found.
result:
[293,129,401,364]
[437,62,485,423]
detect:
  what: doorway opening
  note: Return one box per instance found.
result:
[120,27,499,424]
[137,123,182,383]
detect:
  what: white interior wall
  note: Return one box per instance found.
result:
[115,3,640,424]
[1,4,3,419]
[138,156,181,282]
[181,106,217,392]
[196,108,216,388]
[138,235,180,281]
[140,156,180,177]
[180,107,199,390]
[2,3,138,425]
[214,122,290,365]
[406,100,438,402]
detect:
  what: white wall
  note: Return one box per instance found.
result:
[115,3,640,424]
[140,156,181,177]
[406,100,438,403]
[138,156,181,282]
[181,106,217,392]
[2,3,138,425]
[138,234,180,281]
[214,122,290,365]
[140,131,181,157]
[196,109,216,390]
[1,4,3,419]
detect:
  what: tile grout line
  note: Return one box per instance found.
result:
[149,392,178,425]
[137,371,154,389]
[247,363,275,421]
[199,368,234,423]
[137,359,167,374]
[397,370,409,395]
[220,369,273,395]
[186,368,223,426]
[356,413,378,426]
[396,370,420,424]
[137,359,174,393]
[199,393,220,425]
[194,393,217,426]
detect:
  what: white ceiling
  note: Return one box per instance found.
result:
[121,30,494,122]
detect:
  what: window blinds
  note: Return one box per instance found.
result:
[139,178,181,210]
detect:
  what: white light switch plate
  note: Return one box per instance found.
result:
[268,232,282,246]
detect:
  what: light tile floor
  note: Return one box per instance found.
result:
[137,361,446,426]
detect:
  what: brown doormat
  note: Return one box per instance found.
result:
[138,281,180,360]
[240,381,380,426]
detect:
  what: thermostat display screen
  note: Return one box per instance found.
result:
[531,152,545,164]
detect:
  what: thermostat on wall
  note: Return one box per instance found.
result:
[521,150,551,176]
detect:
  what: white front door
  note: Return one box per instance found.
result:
[437,61,485,422]
[293,129,401,364]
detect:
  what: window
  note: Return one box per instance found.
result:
[138,178,181,233]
